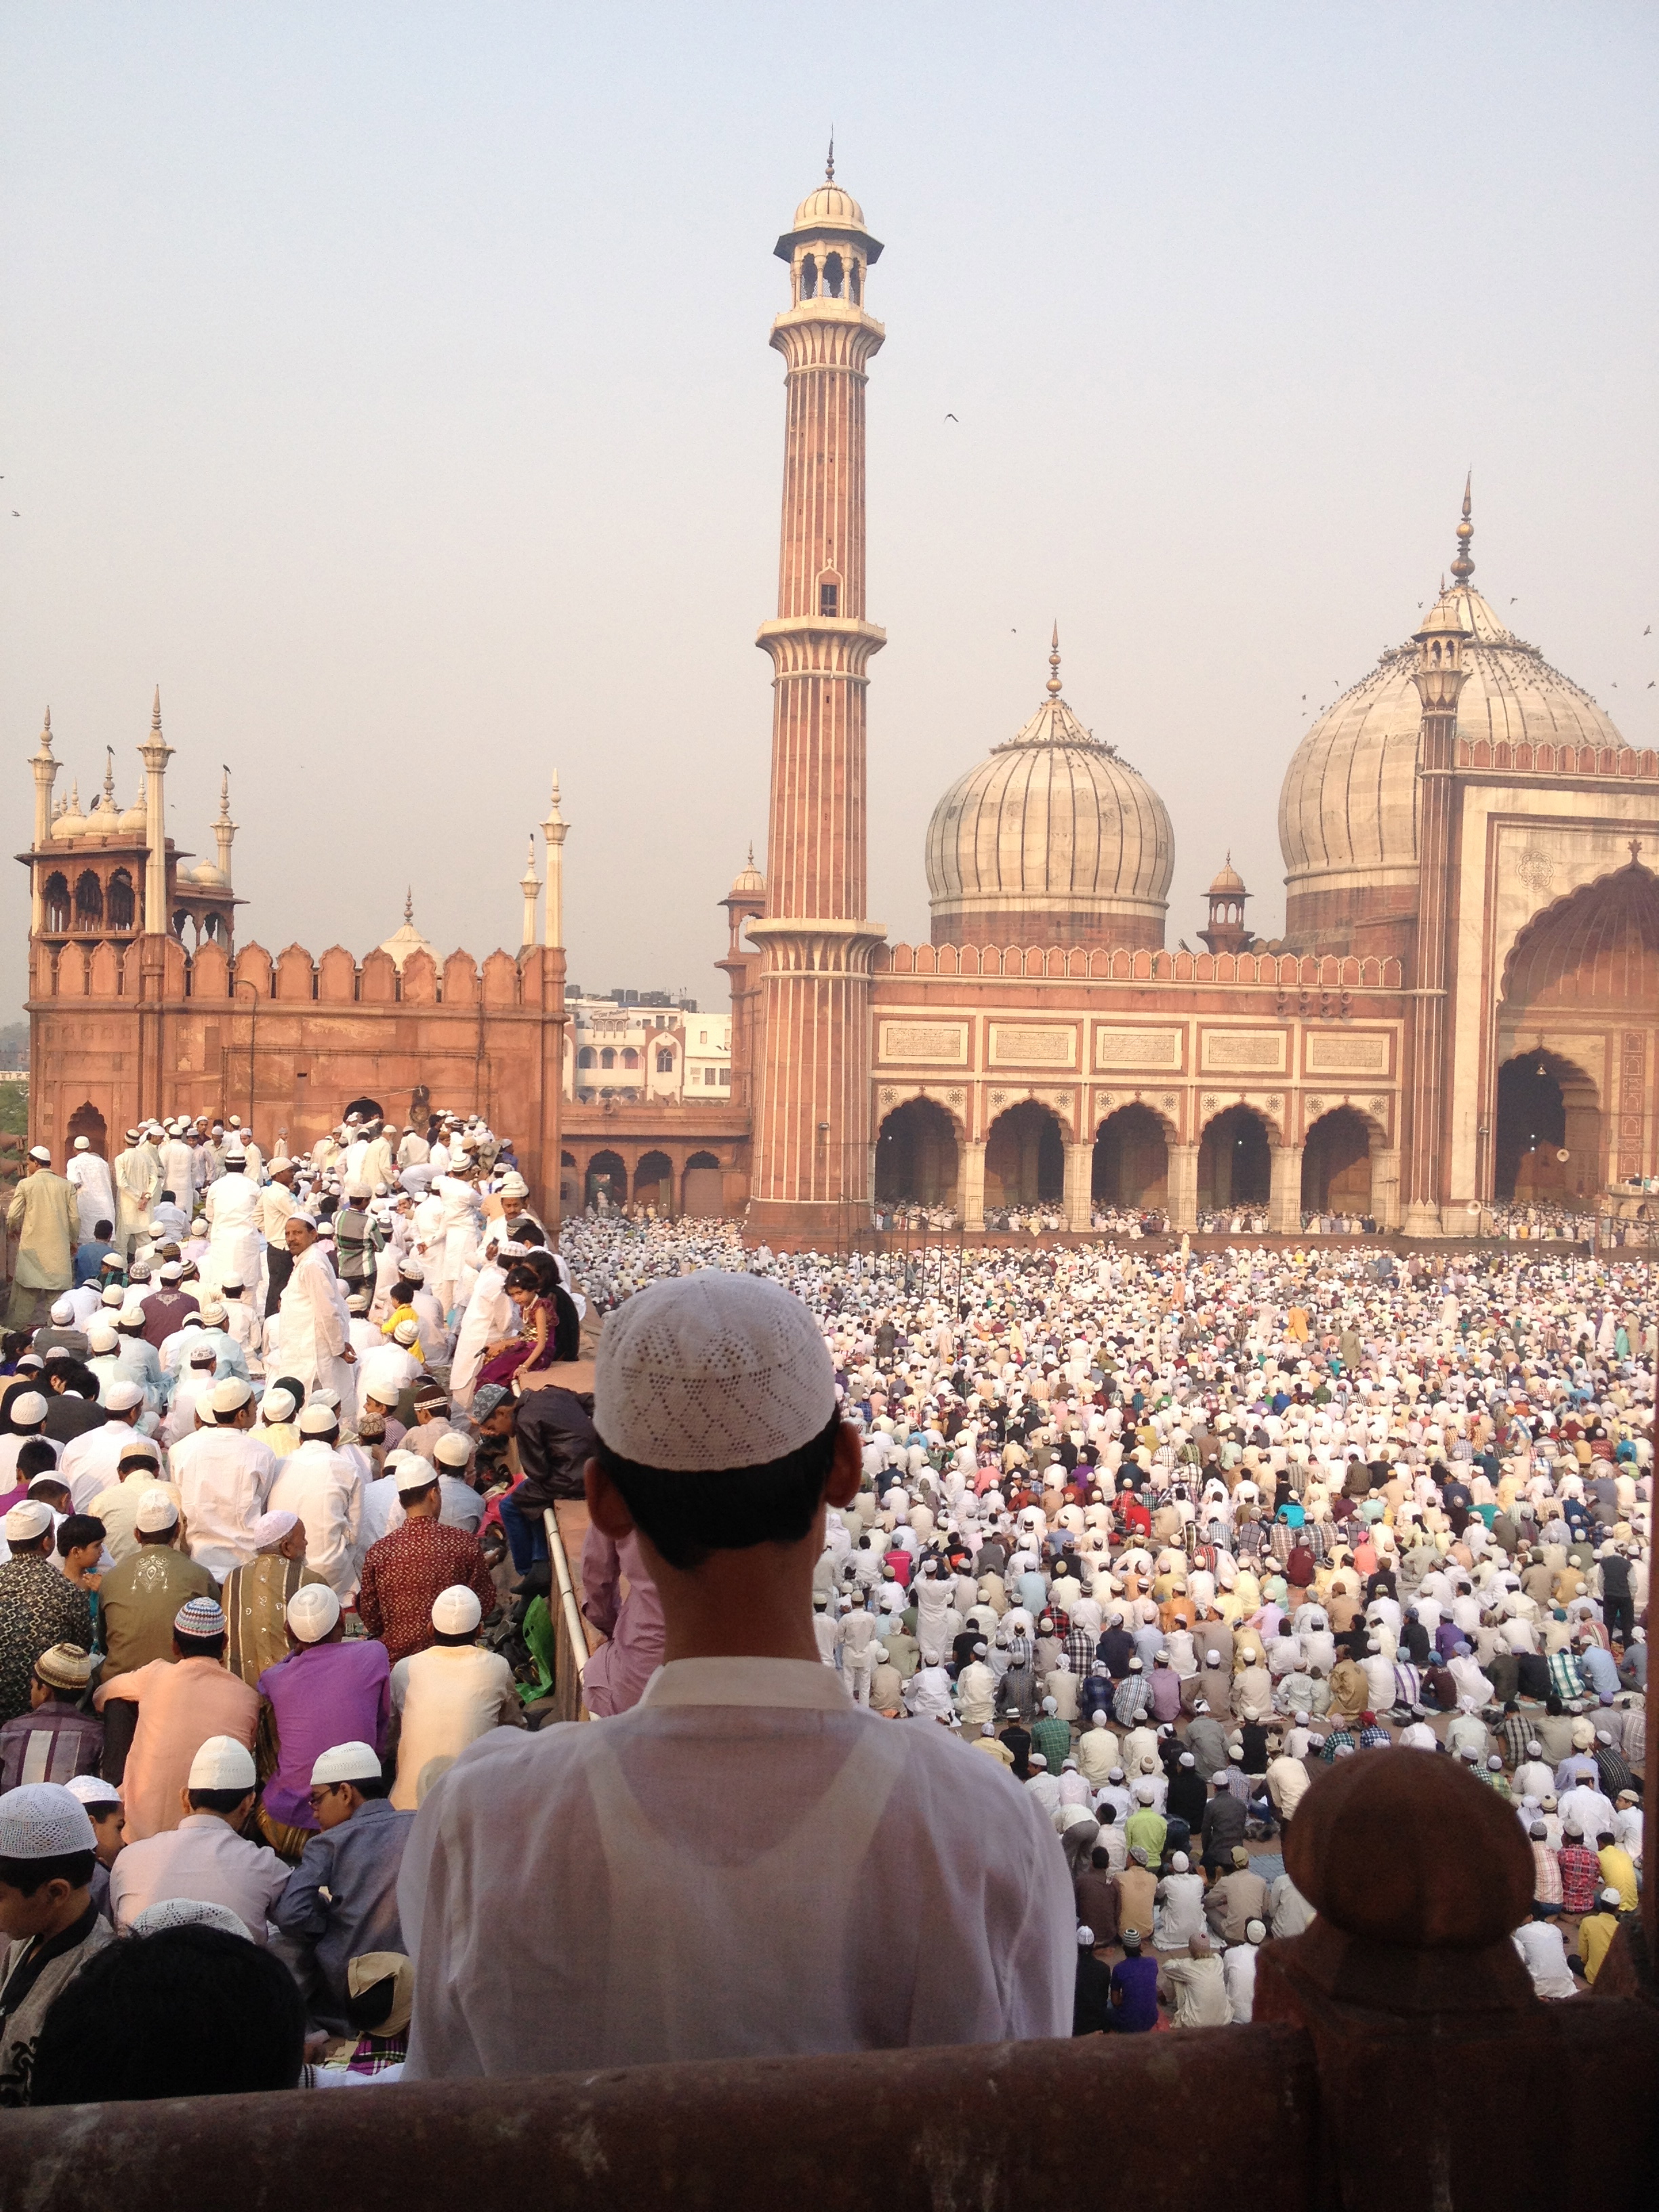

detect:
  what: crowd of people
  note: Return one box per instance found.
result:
[0,1120,1650,2101]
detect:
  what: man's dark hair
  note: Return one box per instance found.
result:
[29,1925,304,2102]
[596,1408,842,1572]
[187,1787,253,1816]
[401,1475,440,1508]
[50,1361,100,1401]
[1091,1845,1111,1868]
[347,1767,394,1801]
[0,1849,96,1896]
[173,1631,228,1663]
[94,1218,114,1240]
[56,1514,106,1559]
[16,1439,58,1479]
[431,1627,478,1648]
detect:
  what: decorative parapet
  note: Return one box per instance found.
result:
[872,942,1404,989]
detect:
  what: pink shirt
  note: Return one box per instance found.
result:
[94,1656,261,1841]
[579,1528,665,1719]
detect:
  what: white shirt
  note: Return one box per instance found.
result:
[266,1440,363,1599]
[108,1813,291,1943]
[398,1656,1073,2079]
[169,1426,277,1578]
[1222,1941,1260,2022]
[58,1419,145,1515]
[1511,1918,1575,2000]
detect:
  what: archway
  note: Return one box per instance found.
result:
[874,1098,960,1207]
[43,873,70,934]
[585,1150,626,1208]
[984,1100,1065,1209]
[1092,1103,1169,1208]
[683,1149,724,1217]
[1494,1050,1597,1202]
[1302,1106,1373,1215]
[1198,1104,1271,1210]
[634,1149,674,1210]
[66,1101,108,1159]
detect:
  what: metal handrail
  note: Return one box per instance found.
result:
[544,1507,590,1722]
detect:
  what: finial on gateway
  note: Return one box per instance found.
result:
[1450,470,1475,587]
[403,886,414,927]
[1046,622,1063,698]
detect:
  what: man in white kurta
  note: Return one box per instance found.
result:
[430,1172,483,1319]
[158,1124,198,1216]
[266,1403,364,1599]
[276,1218,357,1405]
[448,1258,514,1412]
[66,1136,118,1247]
[398,1270,1073,2081]
[113,1130,161,1256]
[203,1155,262,1295]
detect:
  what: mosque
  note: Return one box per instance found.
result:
[16,163,1659,1240]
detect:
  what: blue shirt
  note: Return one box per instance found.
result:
[272,1796,415,2026]
[74,1241,118,1286]
[1109,1953,1160,2032]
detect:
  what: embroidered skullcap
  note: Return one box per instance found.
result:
[64,1774,121,1808]
[298,1401,338,1436]
[0,1782,96,1858]
[8,1392,47,1427]
[392,1453,438,1495]
[432,1585,482,1635]
[251,1510,299,1549]
[594,1270,837,1473]
[4,1498,53,1541]
[130,1898,251,1940]
[287,1583,342,1643]
[35,1643,94,1691]
[312,1741,384,1786]
[102,1378,144,1416]
[260,1387,298,1423]
[135,1486,180,1533]
[174,1595,227,1639]
[392,1317,421,1346]
[188,1735,255,1793]
[209,1376,253,1418]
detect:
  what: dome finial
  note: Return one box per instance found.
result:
[826,129,834,182]
[403,885,413,927]
[103,746,116,804]
[151,684,162,732]
[1450,470,1475,586]
[1046,621,1063,697]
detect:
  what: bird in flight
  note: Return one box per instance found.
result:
[945,413,958,422]
[1645,625,1652,636]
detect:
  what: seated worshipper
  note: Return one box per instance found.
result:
[256,1585,392,1856]
[63,1772,125,1919]
[1572,1888,1626,1986]
[1222,1919,1267,2022]
[581,1520,666,1719]
[358,1459,498,1666]
[107,1735,291,1942]
[0,1781,114,2105]
[1072,1923,1115,2036]
[264,1403,363,1603]
[1107,1927,1160,2034]
[1159,1927,1233,2027]
[397,1271,1076,2078]
[388,1587,525,1809]
[0,1645,101,1791]
[93,1596,260,1841]
[0,1500,94,1727]
[220,1512,329,1688]
[27,1919,305,2104]
[313,1950,413,2081]
[272,1741,415,2031]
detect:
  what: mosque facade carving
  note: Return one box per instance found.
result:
[18,165,1658,1237]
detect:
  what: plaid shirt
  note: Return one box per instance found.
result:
[1557,1843,1600,1914]
[1065,1626,1097,1677]
[1547,1652,1584,1701]
[1498,1711,1534,1769]
[1359,1723,1392,1750]
[1321,1727,1355,1761]
[1113,1673,1151,1727]
[1392,1663,1422,1711]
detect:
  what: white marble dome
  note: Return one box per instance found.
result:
[1279,579,1623,917]
[925,653,1174,949]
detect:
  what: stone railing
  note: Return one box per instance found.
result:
[873,943,1405,988]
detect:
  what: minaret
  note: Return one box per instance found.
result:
[138,686,173,933]
[213,769,237,884]
[746,154,888,1238]
[1402,489,1475,1237]
[540,773,567,949]
[29,710,57,935]
[519,835,541,949]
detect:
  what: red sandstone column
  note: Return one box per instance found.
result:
[1401,594,1471,1237]
[746,168,887,1242]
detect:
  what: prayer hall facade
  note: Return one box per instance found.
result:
[17,165,1659,1238]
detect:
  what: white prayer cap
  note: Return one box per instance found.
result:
[287,1584,342,1643]
[1171,1851,1190,1871]
[7,1391,47,1427]
[1076,1924,1096,1946]
[87,1319,119,1354]
[209,1376,253,1418]
[102,1378,144,1413]
[134,1486,180,1534]
[1128,1656,1143,1671]
[594,1270,836,1473]
[100,1285,125,1307]
[434,1432,472,1469]
[432,1585,482,1635]
[298,1401,337,1435]
[1029,1753,1048,1769]
[28,1144,52,1163]
[392,1454,438,1494]
[131,1898,251,1940]
[1091,1710,1109,1725]
[1134,1780,1155,1802]
[260,1387,298,1422]
[392,1317,421,1346]
[73,1134,90,1150]
[1600,1885,1622,1907]
[1042,1696,1058,1713]
[251,1509,298,1549]
[311,1740,383,1787]
[50,1295,75,1324]
[188,1736,256,1793]
[1246,1919,1267,1944]
[198,1297,227,1325]
[188,1345,217,1368]
[3,1500,52,1542]
[64,1774,121,1809]
[160,1263,184,1283]
[0,1782,96,1858]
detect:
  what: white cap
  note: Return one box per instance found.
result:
[8,1391,48,1427]
[433,1432,472,1469]
[310,1740,383,1787]
[187,1736,256,1793]
[432,1585,483,1635]
[594,1270,836,1473]
[392,1454,438,1494]
[209,1376,253,1418]
[87,1319,120,1355]
[286,1584,342,1643]
[0,1782,97,1858]
[1246,1918,1267,1944]
[392,1317,421,1346]
[3,1500,53,1542]
[298,1401,337,1435]
[51,1295,75,1323]
[64,1774,122,1809]
[260,1387,298,1422]
[130,1898,251,1940]
[134,1486,180,1533]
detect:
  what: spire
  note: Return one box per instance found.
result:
[747,840,756,867]
[403,886,414,927]
[103,747,117,805]
[519,834,540,888]
[217,766,231,821]
[1450,472,1475,587]
[151,684,162,733]
[33,707,54,762]
[826,131,834,182]
[1046,621,1063,698]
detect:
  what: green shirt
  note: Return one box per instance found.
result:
[1030,1715,1071,1773]
[1125,1807,1168,1862]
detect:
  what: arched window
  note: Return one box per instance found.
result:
[577,1046,596,1069]
[74,871,103,928]
[800,254,818,299]
[42,872,70,933]
[656,1048,674,1073]
[600,1047,615,1069]
[106,869,136,931]
[621,1048,639,1069]
[823,252,844,298]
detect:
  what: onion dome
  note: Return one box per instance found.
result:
[1208,854,1246,897]
[729,846,766,899]
[52,781,87,840]
[378,888,436,972]
[924,629,1174,951]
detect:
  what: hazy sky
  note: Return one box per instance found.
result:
[3,4,1654,1019]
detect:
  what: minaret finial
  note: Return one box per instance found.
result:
[1046,621,1063,697]
[151,684,162,731]
[826,131,834,182]
[747,840,756,867]
[1450,470,1475,587]
[103,746,116,803]
[218,766,230,819]
[403,886,413,926]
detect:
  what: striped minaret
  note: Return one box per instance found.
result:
[747,154,887,1240]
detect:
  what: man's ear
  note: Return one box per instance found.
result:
[825,1421,863,1511]
[585,1456,636,1540]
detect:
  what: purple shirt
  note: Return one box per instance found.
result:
[258,1640,392,1830]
